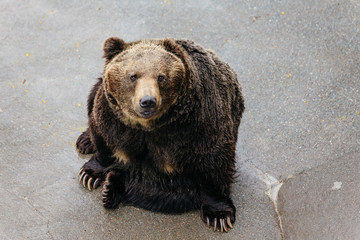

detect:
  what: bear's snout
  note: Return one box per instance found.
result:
[133,78,161,119]
[140,96,157,109]
[138,95,157,118]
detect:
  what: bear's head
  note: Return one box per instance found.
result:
[102,37,189,129]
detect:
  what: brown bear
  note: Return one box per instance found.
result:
[76,37,245,233]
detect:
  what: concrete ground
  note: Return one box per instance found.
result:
[0,0,359,239]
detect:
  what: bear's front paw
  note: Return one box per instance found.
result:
[76,130,95,154]
[102,171,124,209]
[200,200,236,233]
[78,159,104,191]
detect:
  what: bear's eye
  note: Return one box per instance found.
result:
[130,74,137,82]
[158,75,165,83]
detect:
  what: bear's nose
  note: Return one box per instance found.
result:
[140,96,157,109]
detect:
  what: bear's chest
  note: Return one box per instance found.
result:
[144,129,193,174]
[144,138,178,174]
[111,123,195,174]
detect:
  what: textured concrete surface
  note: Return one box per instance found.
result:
[278,152,360,240]
[0,0,359,239]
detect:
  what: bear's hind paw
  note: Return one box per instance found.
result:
[201,199,236,233]
[102,170,124,209]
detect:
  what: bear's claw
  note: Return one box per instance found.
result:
[93,178,101,189]
[213,218,217,231]
[227,216,233,229]
[78,168,102,191]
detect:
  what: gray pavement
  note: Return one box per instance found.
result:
[0,0,359,239]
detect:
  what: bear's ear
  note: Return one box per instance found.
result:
[162,39,186,61]
[103,37,126,61]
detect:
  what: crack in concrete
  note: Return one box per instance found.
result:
[46,219,55,240]
[255,168,285,240]
[21,195,56,240]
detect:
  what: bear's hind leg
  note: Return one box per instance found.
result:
[76,129,95,154]
[196,143,237,232]
[79,132,116,191]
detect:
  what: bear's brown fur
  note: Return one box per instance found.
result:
[76,37,245,232]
